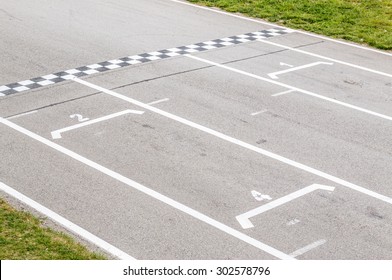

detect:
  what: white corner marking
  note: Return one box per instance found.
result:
[268,62,333,79]
[51,109,144,139]
[237,184,335,229]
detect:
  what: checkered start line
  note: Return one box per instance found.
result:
[0,28,293,97]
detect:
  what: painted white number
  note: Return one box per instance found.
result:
[251,190,272,201]
[238,184,335,229]
[70,114,89,122]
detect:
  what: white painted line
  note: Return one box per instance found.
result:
[51,109,144,139]
[258,39,392,79]
[271,89,295,97]
[280,62,294,68]
[73,78,392,206]
[251,110,267,116]
[72,78,392,208]
[6,110,38,120]
[0,181,134,260]
[237,184,335,229]
[185,54,392,122]
[268,62,333,79]
[147,98,170,106]
[168,0,392,57]
[289,239,327,258]
[0,93,5,97]
[0,117,294,260]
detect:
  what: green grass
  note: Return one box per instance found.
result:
[0,198,106,260]
[188,0,392,50]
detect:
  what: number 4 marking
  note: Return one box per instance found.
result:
[70,114,89,122]
[237,184,335,229]
[251,190,272,201]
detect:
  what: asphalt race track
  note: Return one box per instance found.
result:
[1,0,392,260]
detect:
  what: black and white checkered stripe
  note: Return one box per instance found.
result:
[0,28,293,96]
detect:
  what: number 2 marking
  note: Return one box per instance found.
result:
[70,114,89,122]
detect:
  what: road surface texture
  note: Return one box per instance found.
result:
[1,0,391,260]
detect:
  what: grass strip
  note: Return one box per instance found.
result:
[188,0,392,50]
[0,198,105,260]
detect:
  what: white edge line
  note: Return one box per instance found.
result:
[0,181,134,260]
[258,39,392,79]
[168,0,392,57]
[289,239,327,258]
[147,98,170,106]
[0,116,294,260]
[185,54,392,122]
[71,77,392,208]
[51,109,144,139]
[7,110,38,120]
[271,89,295,97]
